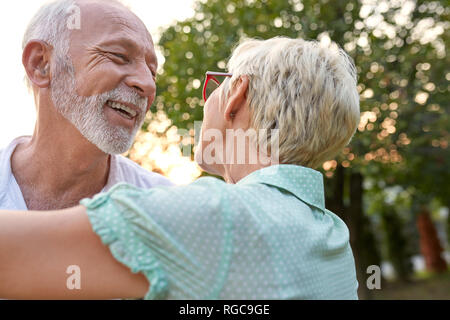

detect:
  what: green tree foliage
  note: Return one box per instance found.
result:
[369,191,415,281]
[351,0,449,206]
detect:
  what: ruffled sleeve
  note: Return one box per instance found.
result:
[80,178,234,300]
[80,183,169,299]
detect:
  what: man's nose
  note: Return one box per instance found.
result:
[124,62,156,98]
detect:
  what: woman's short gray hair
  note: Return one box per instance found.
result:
[225,37,360,169]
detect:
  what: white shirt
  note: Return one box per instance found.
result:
[0,136,174,210]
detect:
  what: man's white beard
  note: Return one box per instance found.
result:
[50,58,148,155]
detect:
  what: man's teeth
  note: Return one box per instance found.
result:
[107,101,137,118]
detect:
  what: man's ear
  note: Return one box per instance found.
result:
[224,75,249,122]
[22,40,53,89]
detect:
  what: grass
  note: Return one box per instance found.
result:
[371,270,450,300]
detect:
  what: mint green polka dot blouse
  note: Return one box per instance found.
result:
[80,164,358,300]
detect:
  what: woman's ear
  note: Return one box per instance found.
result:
[224,75,249,122]
[22,40,53,89]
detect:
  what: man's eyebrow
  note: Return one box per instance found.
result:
[99,38,157,64]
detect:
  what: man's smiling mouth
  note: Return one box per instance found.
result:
[106,100,137,120]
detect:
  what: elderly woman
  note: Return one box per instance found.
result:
[0,37,360,300]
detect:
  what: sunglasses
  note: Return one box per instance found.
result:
[202,71,233,102]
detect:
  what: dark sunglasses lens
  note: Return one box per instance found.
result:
[205,78,219,100]
[205,75,230,100]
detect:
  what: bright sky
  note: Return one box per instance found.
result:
[0,0,196,149]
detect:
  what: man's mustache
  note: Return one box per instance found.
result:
[96,84,148,115]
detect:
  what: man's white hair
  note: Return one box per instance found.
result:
[22,0,75,89]
[224,37,360,169]
[22,0,128,89]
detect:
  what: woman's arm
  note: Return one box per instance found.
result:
[0,205,149,299]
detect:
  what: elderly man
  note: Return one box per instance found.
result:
[0,0,173,211]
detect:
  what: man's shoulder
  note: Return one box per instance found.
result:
[0,136,31,171]
[0,136,30,157]
[0,145,6,158]
[0,137,31,210]
[112,155,174,188]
